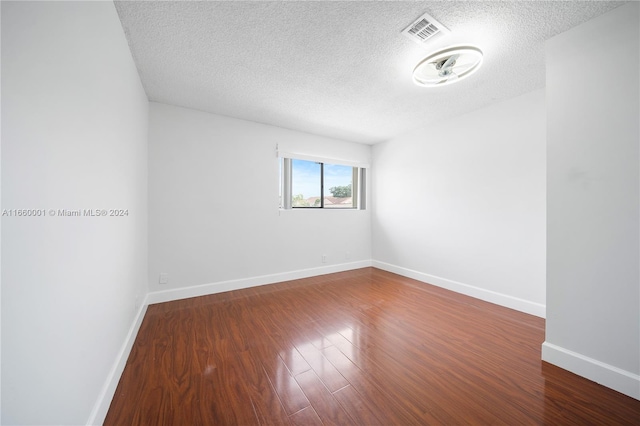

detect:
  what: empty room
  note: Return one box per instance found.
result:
[2,1,639,425]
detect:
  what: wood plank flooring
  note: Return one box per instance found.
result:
[105,268,640,425]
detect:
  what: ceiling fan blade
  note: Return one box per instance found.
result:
[441,54,459,70]
[438,54,460,77]
[451,57,477,68]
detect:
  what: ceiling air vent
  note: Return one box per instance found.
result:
[401,12,450,45]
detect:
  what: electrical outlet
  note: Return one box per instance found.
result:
[322,254,327,263]
[159,272,168,284]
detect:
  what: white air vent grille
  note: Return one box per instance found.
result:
[402,12,450,45]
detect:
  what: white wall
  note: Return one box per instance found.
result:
[148,102,371,299]
[1,2,4,419]
[543,2,640,399]
[1,2,148,424]
[372,89,546,317]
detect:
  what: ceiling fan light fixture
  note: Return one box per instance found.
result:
[412,45,483,87]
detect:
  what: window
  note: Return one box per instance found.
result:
[280,157,367,210]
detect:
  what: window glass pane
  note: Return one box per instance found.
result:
[324,163,353,208]
[291,159,321,207]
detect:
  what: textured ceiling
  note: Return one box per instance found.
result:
[115,1,625,144]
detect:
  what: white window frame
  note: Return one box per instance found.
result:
[278,151,368,211]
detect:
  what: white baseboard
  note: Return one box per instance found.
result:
[86,298,149,426]
[372,260,546,318]
[147,260,373,305]
[542,342,640,400]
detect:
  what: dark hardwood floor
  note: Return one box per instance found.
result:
[105,267,640,425]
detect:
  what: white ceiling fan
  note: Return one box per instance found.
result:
[413,46,483,87]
